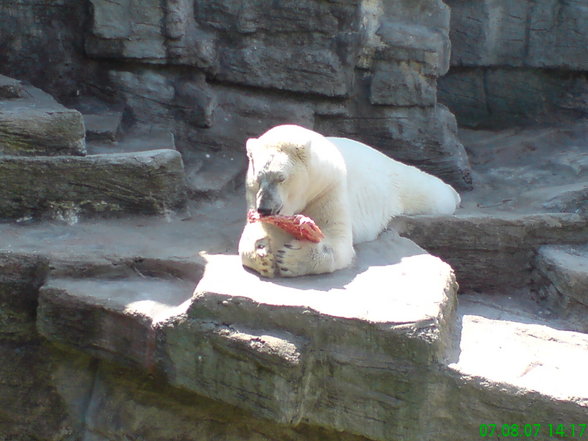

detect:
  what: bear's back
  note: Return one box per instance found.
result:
[327,137,459,244]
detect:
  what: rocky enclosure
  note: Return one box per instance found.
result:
[1,0,588,440]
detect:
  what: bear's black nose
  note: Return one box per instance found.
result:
[257,207,273,217]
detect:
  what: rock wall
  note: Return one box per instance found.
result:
[439,0,588,127]
[0,0,472,190]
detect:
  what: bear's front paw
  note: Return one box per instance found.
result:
[275,240,304,277]
[275,240,335,277]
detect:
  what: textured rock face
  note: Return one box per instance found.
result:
[446,0,588,70]
[35,231,459,441]
[3,197,588,441]
[0,0,88,99]
[0,85,86,156]
[439,0,588,127]
[0,0,473,190]
[0,150,187,220]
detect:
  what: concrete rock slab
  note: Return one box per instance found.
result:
[87,124,176,155]
[452,310,588,402]
[0,84,86,156]
[38,276,195,370]
[159,231,458,440]
[194,232,455,330]
[0,149,187,220]
[536,245,588,307]
[83,111,123,142]
[0,74,24,98]
[184,150,247,198]
[392,212,588,292]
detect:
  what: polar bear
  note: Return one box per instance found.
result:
[239,124,460,277]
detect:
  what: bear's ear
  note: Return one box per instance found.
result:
[246,138,259,157]
[293,139,311,161]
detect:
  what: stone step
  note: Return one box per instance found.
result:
[38,276,196,370]
[0,74,24,98]
[390,212,588,293]
[445,294,588,434]
[520,182,588,215]
[0,82,86,156]
[34,230,460,441]
[0,149,187,222]
[183,150,247,198]
[88,123,247,200]
[534,244,588,332]
[83,111,123,142]
[86,124,175,155]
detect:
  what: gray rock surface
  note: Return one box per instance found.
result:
[39,277,195,370]
[2,184,588,440]
[439,68,588,128]
[391,212,588,293]
[86,124,176,155]
[34,228,458,441]
[0,74,23,98]
[80,0,473,190]
[317,103,472,190]
[439,0,588,127]
[83,111,123,142]
[370,60,437,107]
[0,149,187,220]
[534,245,588,332]
[445,0,588,71]
[3,0,588,440]
[0,83,86,156]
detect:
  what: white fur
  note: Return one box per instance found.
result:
[328,136,461,243]
[240,125,460,277]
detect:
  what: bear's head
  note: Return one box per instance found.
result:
[245,126,312,216]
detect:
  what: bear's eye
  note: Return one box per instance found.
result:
[276,175,286,183]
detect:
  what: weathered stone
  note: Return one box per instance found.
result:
[376,22,451,77]
[438,67,585,128]
[0,74,23,98]
[87,0,359,97]
[160,232,458,440]
[535,245,588,308]
[174,76,217,128]
[527,0,588,71]
[316,104,472,191]
[439,0,588,127]
[437,68,489,127]
[445,0,528,67]
[217,41,351,97]
[0,342,88,441]
[0,149,187,220]
[0,253,48,341]
[0,0,88,99]
[370,60,436,106]
[83,111,123,142]
[439,305,588,438]
[108,69,175,124]
[391,213,588,293]
[0,191,246,266]
[446,0,588,71]
[80,361,371,441]
[86,0,167,62]
[522,182,588,214]
[87,124,176,155]
[456,122,588,211]
[0,84,86,156]
[31,226,458,441]
[38,276,195,370]
[184,151,247,198]
[176,85,315,152]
